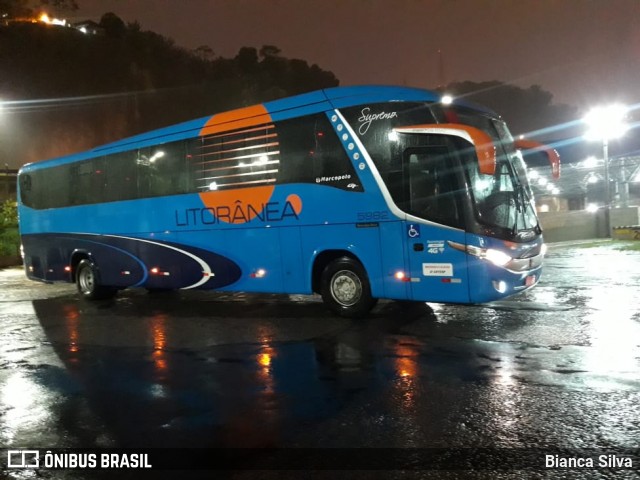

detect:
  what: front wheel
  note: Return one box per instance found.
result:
[320,257,377,318]
[76,259,116,300]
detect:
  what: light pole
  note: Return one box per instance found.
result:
[583,104,628,237]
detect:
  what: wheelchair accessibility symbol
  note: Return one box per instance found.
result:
[407,224,420,238]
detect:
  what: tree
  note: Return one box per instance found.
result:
[0,20,340,168]
[193,45,215,61]
[235,46,259,74]
[259,45,281,59]
[0,199,17,228]
[0,199,19,258]
[99,12,126,38]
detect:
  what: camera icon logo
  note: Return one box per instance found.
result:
[7,450,40,468]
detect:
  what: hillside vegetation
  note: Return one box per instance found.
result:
[0,13,339,164]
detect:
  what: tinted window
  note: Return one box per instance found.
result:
[341,102,438,178]
[277,113,361,191]
[402,147,463,229]
[104,151,138,202]
[138,142,189,197]
[19,174,32,207]
[47,163,72,208]
[21,113,362,209]
[69,158,106,206]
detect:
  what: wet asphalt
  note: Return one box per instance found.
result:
[0,241,639,479]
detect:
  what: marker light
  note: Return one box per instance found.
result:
[541,243,548,256]
[394,271,410,282]
[150,267,171,276]
[251,268,267,278]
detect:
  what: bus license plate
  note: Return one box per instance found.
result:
[525,275,536,287]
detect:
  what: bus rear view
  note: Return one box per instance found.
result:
[18,86,558,317]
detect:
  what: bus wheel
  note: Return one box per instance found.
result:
[321,257,377,318]
[76,259,116,300]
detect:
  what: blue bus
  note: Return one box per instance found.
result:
[17,86,558,317]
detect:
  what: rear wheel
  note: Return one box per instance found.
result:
[320,257,377,318]
[76,259,116,300]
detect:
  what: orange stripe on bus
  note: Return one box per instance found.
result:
[199,104,272,137]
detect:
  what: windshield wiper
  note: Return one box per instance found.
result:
[511,183,530,236]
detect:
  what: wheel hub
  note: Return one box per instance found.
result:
[79,267,95,294]
[330,270,362,306]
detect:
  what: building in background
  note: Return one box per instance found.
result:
[529,155,640,213]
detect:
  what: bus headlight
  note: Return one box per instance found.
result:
[485,248,512,267]
[448,241,513,268]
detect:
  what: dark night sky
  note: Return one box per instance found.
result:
[69,0,640,112]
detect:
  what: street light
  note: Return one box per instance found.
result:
[583,104,628,236]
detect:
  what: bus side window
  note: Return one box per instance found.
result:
[91,157,107,203]
[47,164,71,208]
[185,138,200,193]
[191,125,279,192]
[70,160,105,206]
[404,147,463,229]
[277,114,362,191]
[142,141,188,196]
[105,151,138,202]
[276,119,314,184]
[19,174,32,207]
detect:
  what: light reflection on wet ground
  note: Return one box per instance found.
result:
[0,242,639,478]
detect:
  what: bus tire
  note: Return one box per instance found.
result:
[320,257,377,318]
[76,259,116,300]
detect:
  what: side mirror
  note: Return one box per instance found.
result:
[393,123,496,175]
[514,139,561,179]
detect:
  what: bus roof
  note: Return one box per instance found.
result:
[20,85,494,172]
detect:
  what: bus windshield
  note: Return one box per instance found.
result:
[341,102,540,237]
[439,107,539,234]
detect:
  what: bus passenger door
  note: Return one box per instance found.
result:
[401,147,470,303]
